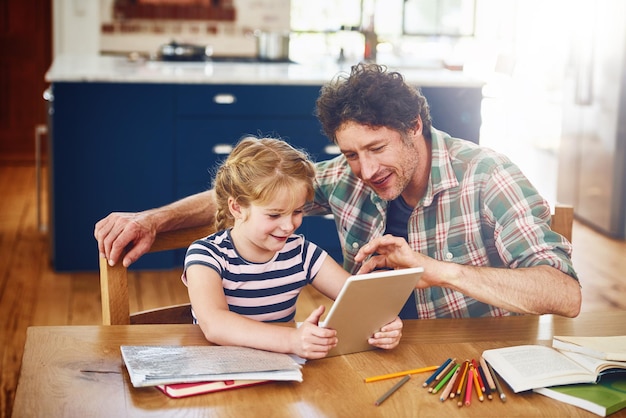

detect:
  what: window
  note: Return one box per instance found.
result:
[403,0,476,37]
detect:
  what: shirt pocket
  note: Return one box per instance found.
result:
[435,241,489,266]
[341,229,369,273]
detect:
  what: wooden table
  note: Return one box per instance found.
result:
[13,311,626,417]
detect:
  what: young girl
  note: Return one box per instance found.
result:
[183,137,402,359]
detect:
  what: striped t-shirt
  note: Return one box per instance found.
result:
[183,230,327,323]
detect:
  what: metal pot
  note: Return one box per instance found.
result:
[158,40,208,61]
[255,30,290,62]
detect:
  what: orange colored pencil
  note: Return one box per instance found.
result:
[472,364,484,401]
[364,365,439,383]
[472,359,486,392]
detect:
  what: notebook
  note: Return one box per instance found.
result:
[157,380,269,398]
[322,267,423,357]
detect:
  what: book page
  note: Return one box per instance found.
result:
[496,346,588,378]
[554,335,626,361]
[561,351,626,374]
[482,345,596,392]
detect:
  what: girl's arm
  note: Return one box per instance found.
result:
[311,256,403,350]
[186,264,338,359]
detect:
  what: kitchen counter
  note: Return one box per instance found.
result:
[45,54,485,88]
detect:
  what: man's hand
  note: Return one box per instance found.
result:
[94,212,156,267]
[355,234,422,273]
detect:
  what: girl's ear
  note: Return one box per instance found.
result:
[228,196,243,219]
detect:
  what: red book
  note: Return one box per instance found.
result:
[157,380,269,398]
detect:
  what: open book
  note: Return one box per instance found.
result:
[552,335,626,362]
[121,345,302,388]
[482,345,626,393]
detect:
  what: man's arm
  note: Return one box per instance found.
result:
[94,190,216,267]
[355,235,582,317]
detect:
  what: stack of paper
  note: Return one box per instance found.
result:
[121,345,303,388]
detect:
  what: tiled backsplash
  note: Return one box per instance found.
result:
[100,0,290,56]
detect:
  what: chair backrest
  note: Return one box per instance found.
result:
[99,225,215,325]
[551,204,574,243]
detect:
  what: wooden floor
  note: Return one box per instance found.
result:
[1,163,625,418]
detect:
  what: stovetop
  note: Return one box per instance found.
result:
[159,55,294,64]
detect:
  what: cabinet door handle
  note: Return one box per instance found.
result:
[213,93,236,105]
[213,144,234,154]
[324,144,340,155]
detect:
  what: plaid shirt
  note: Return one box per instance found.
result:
[307,128,578,318]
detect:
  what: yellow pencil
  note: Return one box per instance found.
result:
[472,364,484,401]
[364,365,439,383]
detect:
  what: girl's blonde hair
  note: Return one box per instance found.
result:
[213,136,316,231]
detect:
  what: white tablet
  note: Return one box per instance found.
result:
[321,267,423,357]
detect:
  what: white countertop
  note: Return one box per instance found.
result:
[46,54,485,88]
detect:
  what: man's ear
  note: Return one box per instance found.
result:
[413,115,423,136]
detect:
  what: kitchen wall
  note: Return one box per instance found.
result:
[52,0,100,56]
[52,0,566,85]
[52,0,290,58]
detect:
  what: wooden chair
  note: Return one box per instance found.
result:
[551,204,574,243]
[99,205,574,325]
[99,225,215,325]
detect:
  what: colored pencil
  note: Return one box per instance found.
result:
[464,369,474,406]
[374,375,411,406]
[453,360,470,397]
[423,358,452,387]
[477,365,493,400]
[472,359,486,392]
[440,364,461,401]
[486,361,507,403]
[435,358,456,381]
[458,365,469,407]
[472,365,484,401]
[479,357,496,391]
[432,364,459,394]
[364,365,439,383]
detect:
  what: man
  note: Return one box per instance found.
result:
[95,63,581,319]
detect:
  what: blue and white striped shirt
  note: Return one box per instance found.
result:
[183,229,327,322]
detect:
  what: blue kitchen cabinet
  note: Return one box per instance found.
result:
[50,82,177,271]
[49,81,481,271]
[175,84,344,263]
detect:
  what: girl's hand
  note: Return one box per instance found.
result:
[368,316,403,350]
[290,306,338,359]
